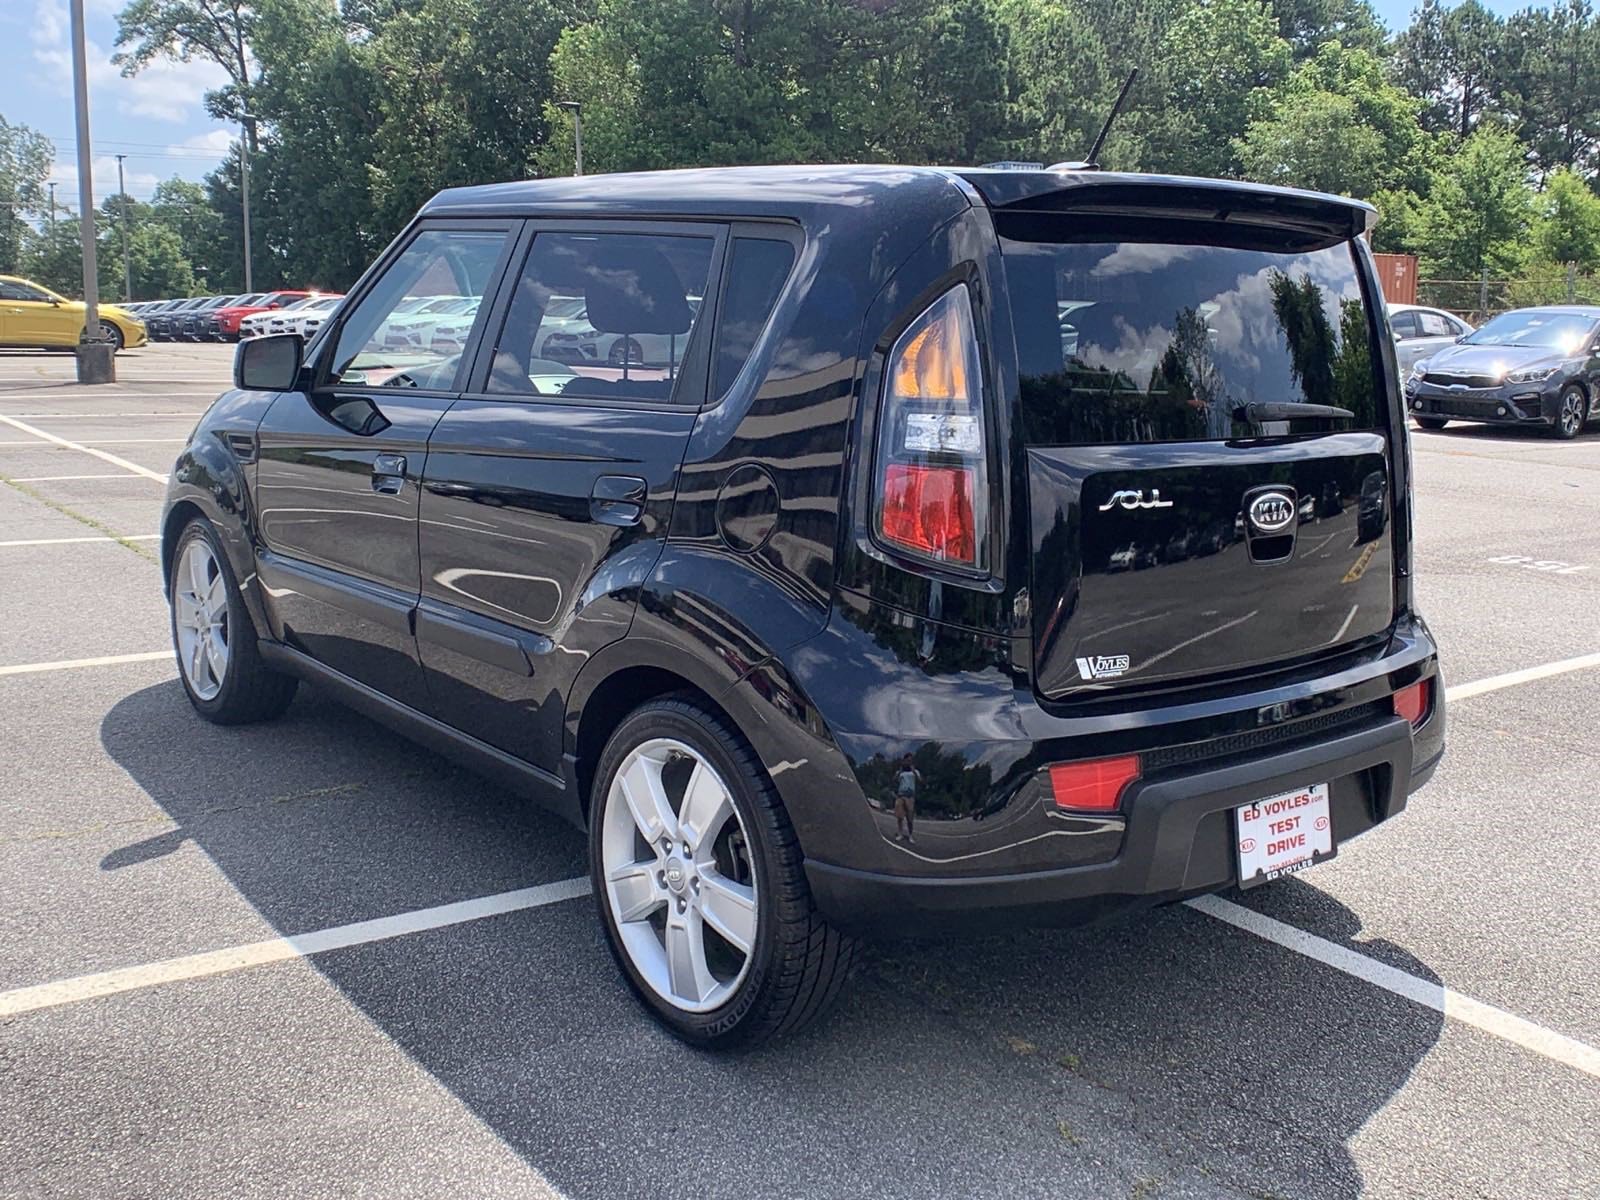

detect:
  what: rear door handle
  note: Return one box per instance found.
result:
[590,475,647,526]
[372,452,407,495]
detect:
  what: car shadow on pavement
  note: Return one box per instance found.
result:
[101,680,1444,1200]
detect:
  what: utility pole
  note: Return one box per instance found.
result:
[115,154,132,302]
[239,113,255,293]
[558,101,583,177]
[47,182,56,229]
[68,0,112,382]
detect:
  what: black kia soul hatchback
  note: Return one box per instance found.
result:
[163,165,1445,1047]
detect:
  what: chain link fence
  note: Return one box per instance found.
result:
[1417,267,1600,322]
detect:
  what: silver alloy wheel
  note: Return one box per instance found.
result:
[600,737,758,1013]
[1561,389,1586,437]
[173,538,230,701]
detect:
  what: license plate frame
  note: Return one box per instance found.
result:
[1234,782,1334,890]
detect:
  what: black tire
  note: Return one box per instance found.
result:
[1413,415,1448,431]
[168,517,298,724]
[608,336,643,366]
[589,696,857,1048]
[99,322,124,353]
[1553,384,1588,440]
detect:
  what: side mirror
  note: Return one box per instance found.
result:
[50,298,61,307]
[235,332,304,391]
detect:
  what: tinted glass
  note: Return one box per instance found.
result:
[1389,310,1419,338]
[328,228,508,390]
[1003,234,1380,444]
[1464,310,1598,352]
[712,238,793,398]
[488,231,714,403]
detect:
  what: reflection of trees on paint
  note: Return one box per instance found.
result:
[855,742,996,820]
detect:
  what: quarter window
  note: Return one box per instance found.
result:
[1389,310,1419,339]
[487,231,715,403]
[327,228,510,391]
[712,237,794,398]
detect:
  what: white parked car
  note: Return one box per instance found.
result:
[383,296,478,349]
[238,310,278,339]
[267,294,343,337]
[1388,304,1474,376]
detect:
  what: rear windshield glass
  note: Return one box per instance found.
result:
[1001,230,1381,444]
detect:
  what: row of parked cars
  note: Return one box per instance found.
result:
[119,291,342,343]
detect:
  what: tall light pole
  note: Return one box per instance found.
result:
[238,112,256,293]
[68,0,111,381]
[47,182,57,229]
[115,153,132,302]
[557,101,583,177]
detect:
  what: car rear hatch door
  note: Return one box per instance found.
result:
[979,176,1397,700]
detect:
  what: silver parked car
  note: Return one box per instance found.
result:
[1388,304,1474,376]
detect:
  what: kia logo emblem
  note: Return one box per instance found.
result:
[1248,491,1295,534]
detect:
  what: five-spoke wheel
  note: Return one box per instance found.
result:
[173,535,231,700]
[600,738,757,1012]
[589,697,856,1047]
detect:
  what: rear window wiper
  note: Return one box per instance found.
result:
[1232,401,1355,422]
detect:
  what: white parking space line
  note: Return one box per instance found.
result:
[0,438,185,446]
[0,652,172,677]
[0,534,160,548]
[7,412,206,419]
[0,415,168,483]
[7,473,141,482]
[0,877,592,1018]
[1444,651,1600,702]
[1188,895,1600,1080]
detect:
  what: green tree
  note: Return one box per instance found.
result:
[1369,186,1430,256]
[1146,0,1291,178]
[1420,124,1536,279]
[1498,0,1600,178]
[1235,42,1433,197]
[1000,0,1117,164]
[1271,0,1384,58]
[114,0,259,134]
[1,115,53,273]
[1389,0,1503,139]
[1535,168,1600,270]
[23,216,95,295]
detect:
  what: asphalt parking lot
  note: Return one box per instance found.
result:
[1,343,1596,1200]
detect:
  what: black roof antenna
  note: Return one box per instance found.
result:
[1050,69,1137,171]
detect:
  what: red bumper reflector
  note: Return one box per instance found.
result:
[1394,678,1430,726]
[1049,754,1142,813]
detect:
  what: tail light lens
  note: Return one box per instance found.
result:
[874,285,988,570]
[1049,755,1142,813]
[1394,678,1431,726]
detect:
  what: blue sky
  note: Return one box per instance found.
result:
[0,0,1539,213]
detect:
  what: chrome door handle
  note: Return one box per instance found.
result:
[372,453,407,494]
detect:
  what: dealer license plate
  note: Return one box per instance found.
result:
[1235,782,1334,889]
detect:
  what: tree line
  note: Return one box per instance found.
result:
[1,0,1598,301]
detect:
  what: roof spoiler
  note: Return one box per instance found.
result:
[955,171,1376,242]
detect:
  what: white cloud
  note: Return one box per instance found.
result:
[45,155,162,210]
[30,0,229,124]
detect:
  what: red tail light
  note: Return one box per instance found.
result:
[881,463,976,563]
[1049,754,1142,813]
[1394,678,1430,726]
[873,285,988,571]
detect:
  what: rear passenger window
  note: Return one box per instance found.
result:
[1418,311,1453,337]
[488,231,715,403]
[712,238,794,398]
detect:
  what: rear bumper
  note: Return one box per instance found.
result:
[807,709,1442,936]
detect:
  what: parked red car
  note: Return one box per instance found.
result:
[205,290,317,342]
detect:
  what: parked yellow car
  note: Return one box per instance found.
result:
[0,275,148,352]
